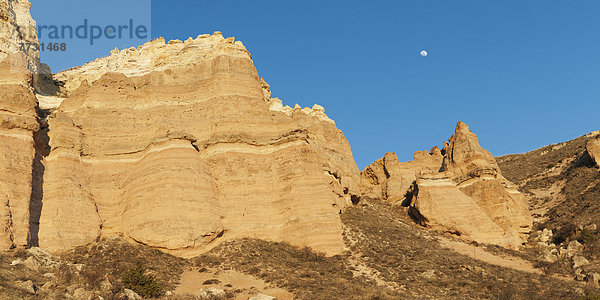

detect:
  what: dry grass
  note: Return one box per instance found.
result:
[497,133,600,280]
[0,250,49,299]
[497,135,591,185]
[343,200,581,299]
[60,237,189,294]
[497,133,600,228]
[192,200,585,299]
[194,239,395,299]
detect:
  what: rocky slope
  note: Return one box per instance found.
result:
[497,130,600,226]
[37,32,360,257]
[493,131,600,285]
[360,122,532,249]
[0,200,587,299]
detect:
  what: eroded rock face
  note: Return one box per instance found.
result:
[38,33,360,257]
[0,0,42,250]
[0,0,40,84]
[359,149,442,203]
[587,138,600,168]
[361,122,532,249]
[0,54,39,249]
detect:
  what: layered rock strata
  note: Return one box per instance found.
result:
[38,33,360,257]
[0,0,40,84]
[361,122,532,248]
[359,149,443,203]
[0,0,41,250]
[0,53,39,249]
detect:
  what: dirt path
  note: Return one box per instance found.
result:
[439,237,543,274]
[440,237,575,282]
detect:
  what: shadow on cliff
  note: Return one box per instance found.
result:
[28,108,51,247]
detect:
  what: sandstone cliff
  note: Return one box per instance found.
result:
[0,0,43,250]
[359,149,442,203]
[0,52,39,249]
[0,1,41,252]
[38,33,360,257]
[0,0,43,87]
[360,122,532,248]
[1,1,537,258]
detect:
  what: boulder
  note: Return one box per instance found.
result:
[539,228,553,243]
[587,272,600,287]
[573,255,590,269]
[409,174,509,246]
[16,280,36,294]
[249,294,277,300]
[587,138,600,168]
[123,289,142,300]
[198,287,226,299]
[567,240,584,253]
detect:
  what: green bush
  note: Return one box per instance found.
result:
[121,263,163,298]
[577,229,598,245]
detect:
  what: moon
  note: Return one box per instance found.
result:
[420,50,428,57]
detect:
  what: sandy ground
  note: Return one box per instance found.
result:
[440,236,574,282]
[175,268,294,299]
[439,237,542,274]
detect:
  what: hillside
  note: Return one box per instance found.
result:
[497,131,600,283]
[497,131,600,228]
[1,1,600,299]
[0,200,587,299]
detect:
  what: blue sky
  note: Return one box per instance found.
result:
[32,1,600,169]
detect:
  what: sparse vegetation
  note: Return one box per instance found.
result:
[580,287,600,300]
[497,135,592,185]
[534,255,574,277]
[0,199,591,299]
[498,134,600,229]
[553,223,577,245]
[578,229,599,245]
[498,134,600,282]
[122,263,163,298]
[194,239,394,299]
[192,200,584,299]
[61,237,187,292]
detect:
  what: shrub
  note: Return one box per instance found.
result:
[579,287,600,300]
[552,223,577,245]
[121,263,163,298]
[578,229,598,245]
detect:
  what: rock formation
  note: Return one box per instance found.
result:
[1,0,535,257]
[38,33,360,257]
[587,137,600,168]
[361,122,532,248]
[359,149,442,203]
[0,0,41,86]
[0,0,40,249]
